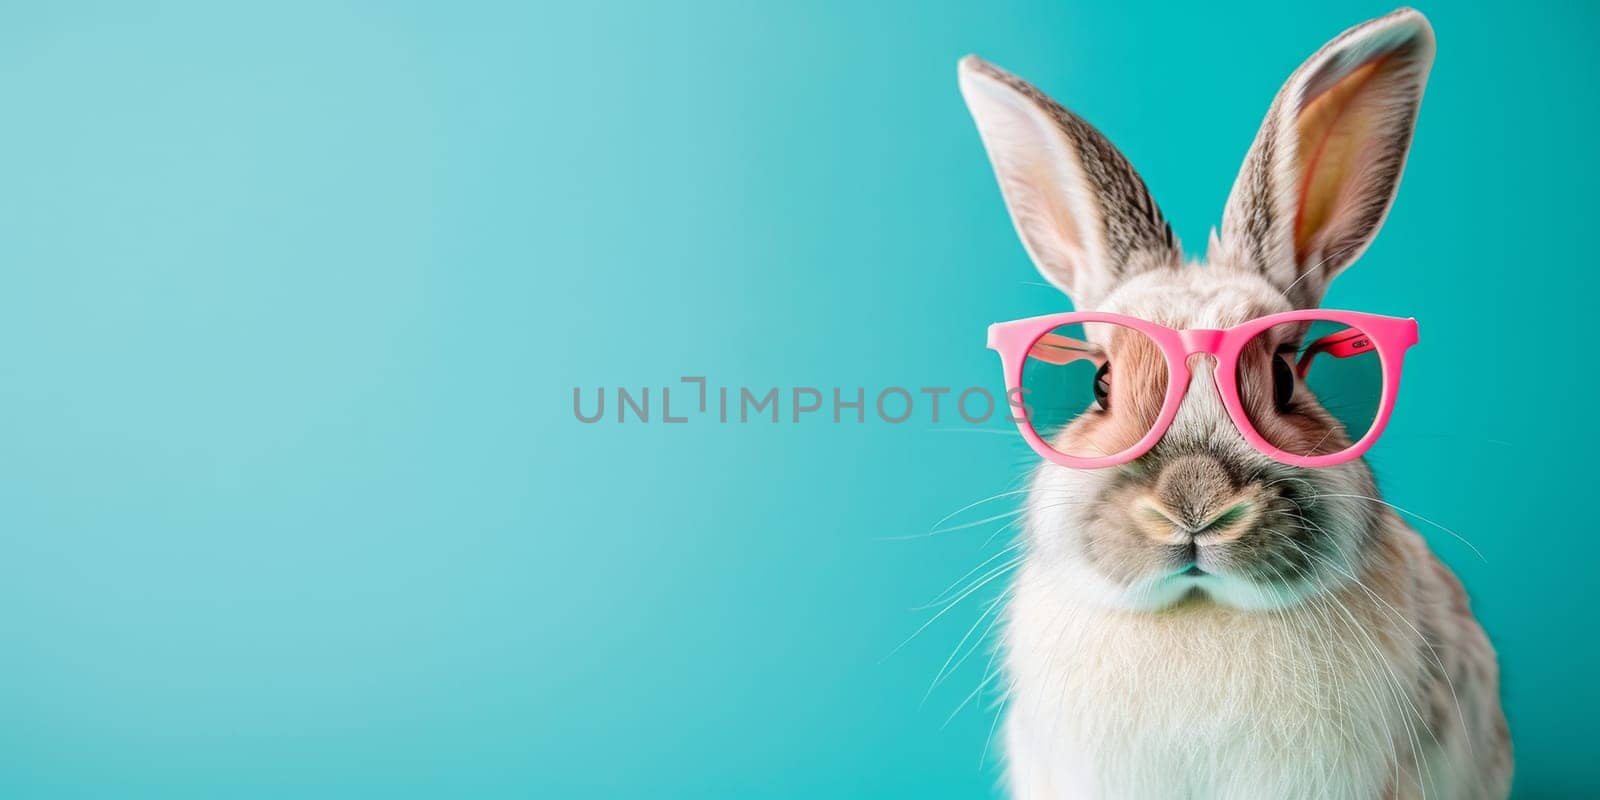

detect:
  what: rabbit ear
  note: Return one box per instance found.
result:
[1212,8,1435,308]
[960,56,1179,309]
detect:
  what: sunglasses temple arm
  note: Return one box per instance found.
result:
[1026,334,1105,366]
[1295,327,1375,378]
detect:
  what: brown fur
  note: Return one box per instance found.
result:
[1055,324,1169,458]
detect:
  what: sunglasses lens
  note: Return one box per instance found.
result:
[1019,321,1168,460]
[1236,319,1384,458]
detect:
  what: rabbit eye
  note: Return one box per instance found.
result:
[1092,361,1111,410]
[1271,355,1295,410]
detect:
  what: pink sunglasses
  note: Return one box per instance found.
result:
[987,310,1419,469]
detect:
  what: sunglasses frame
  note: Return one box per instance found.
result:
[987,310,1419,469]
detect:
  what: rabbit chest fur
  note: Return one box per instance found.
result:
[1001,511,1508,799]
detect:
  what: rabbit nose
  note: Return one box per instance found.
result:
[1133,454,1258,543]
[1136,496,1255,544]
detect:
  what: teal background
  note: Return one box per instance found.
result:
[0,1,1591,797]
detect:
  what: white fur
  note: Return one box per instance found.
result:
[1002,569,1422,799]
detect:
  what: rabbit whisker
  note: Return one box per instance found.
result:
[1308,492,1486,563]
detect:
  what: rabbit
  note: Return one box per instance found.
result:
[958,8,1510,800]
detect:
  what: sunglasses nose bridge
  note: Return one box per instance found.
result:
[1178,329,1226,355]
